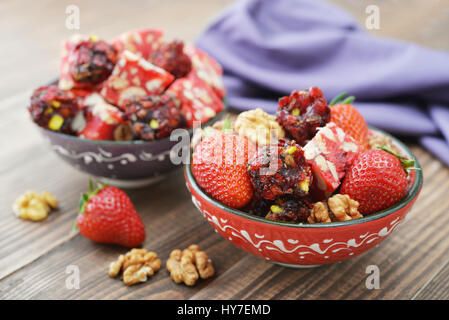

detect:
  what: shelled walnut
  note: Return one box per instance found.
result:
[235,108,285,146]
[166,244,214,286]
[12,190,58,221]
[108,248,162,286]
[368,133,401,154]
[308,194,363,224]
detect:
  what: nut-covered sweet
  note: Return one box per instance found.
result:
[124,94,184,140]
[108,248,162,286]
[247,139,313,200]
[69,38,118,87]
[12,191,58,221]
[28,85,79,134]
[276,87,330,146]
[266,196,313,223]
[308,194,362,224]
[101,50,174,109]
[166,244,214,286]
[149,40,192,79]
[235,108,285,146]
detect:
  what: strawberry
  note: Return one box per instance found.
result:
[76,181,145,247]
[192,131,256,208]
[340,146,417,215]
[329,93,369,150]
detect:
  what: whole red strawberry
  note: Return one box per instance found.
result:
[329,93,369,150]
[76,181,145,247]
[340,147,415,215]
[192,132,256,208]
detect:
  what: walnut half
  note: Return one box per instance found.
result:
[308,194,363,224]
[166,244,214,286]
[235,108,285,146]
[108,248,162,286]
[12,190,58,221]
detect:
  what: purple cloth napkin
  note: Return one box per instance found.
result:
[196,0,449,165]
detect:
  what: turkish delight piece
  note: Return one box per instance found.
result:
[184,45,225,100]
[100,50,174,109]
[59,35,118,91]
[59,34,87,91]
[304,122,361,199]
[112,29,164,60]
[165,73,224,127]
[78,93,131,141]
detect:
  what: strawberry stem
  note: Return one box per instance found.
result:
[340,96,355,104]
[329,92,348,106]
[222,115,232,133]
[329,92,356,106]
[378,145,421,171]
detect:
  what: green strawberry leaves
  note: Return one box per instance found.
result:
[378,145,421,172]
[74,178,107,231]
[329,92,356,106]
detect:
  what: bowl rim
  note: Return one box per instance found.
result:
[185,126,423,228]
[35,108,227,146]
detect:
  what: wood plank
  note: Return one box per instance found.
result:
[412,258,449,300]
[0,169,248,299]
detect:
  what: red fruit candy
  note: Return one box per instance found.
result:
[266,196,313,223]
[124,94,184,141]
[340,149,410,215]
[69,39,118,87]
[192,132,256,208]
[77,182,146,247]
[28,85,79,134]
[149,40,192,79]
[276,87,330,146]
[247,139,313,201]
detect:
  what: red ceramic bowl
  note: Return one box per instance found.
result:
[184,128,423,268]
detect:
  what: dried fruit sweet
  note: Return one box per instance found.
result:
[166,72,224,127]
[124,94,184,140]
[69,38,118,88]
[101,50,174,109]
[112,29,164,60]
[28,85,79,134]
[235,108,285,146]
[79,93,130,141]
[247,139,312,201]
[266,196,313,223]
[303,122,361,200]
[149,40,192,79]
[108,248,162,286]
[184,45,225,99]
[166,244,214,286]
[276,87,330,145]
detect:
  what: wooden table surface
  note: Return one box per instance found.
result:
[1,0,448,300]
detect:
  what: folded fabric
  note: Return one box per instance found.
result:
[196,0,449,165]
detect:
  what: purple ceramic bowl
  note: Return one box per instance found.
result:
[36,108,226,188]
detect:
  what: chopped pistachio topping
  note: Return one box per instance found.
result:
[149,119,159,129]
[270,205,283,214]
[48,114,64,131]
